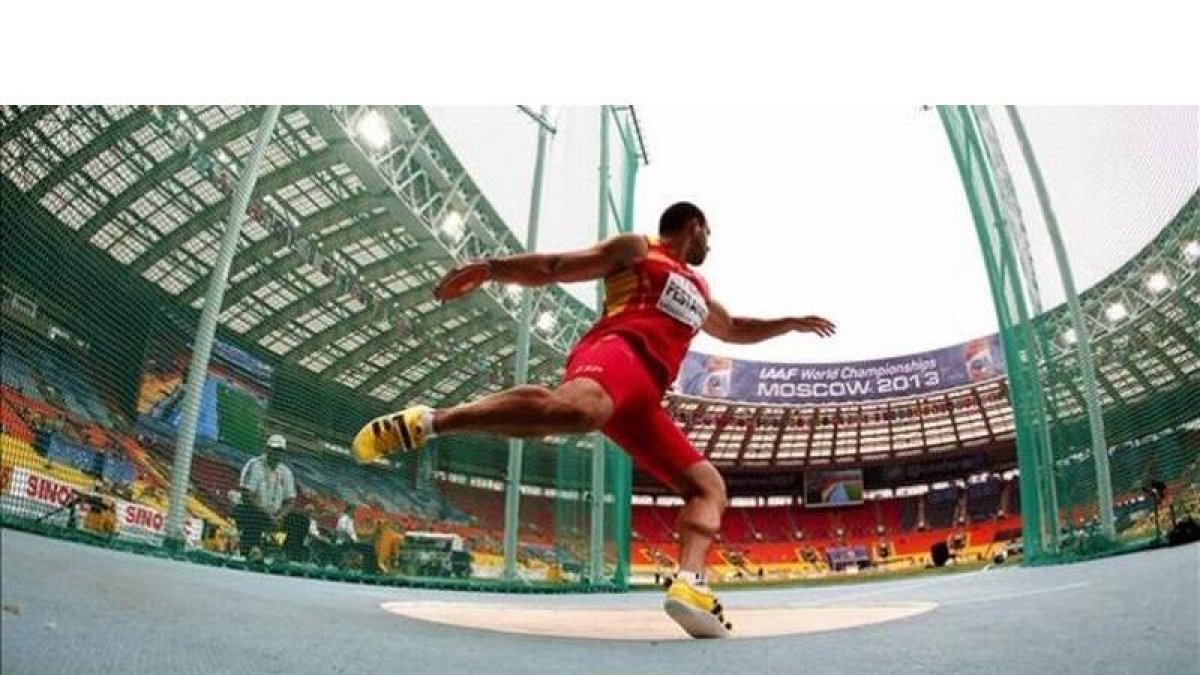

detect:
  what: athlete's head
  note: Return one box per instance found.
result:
[659,201,710,265]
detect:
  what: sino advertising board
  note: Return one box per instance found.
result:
[676,334,1005,405]
[0,465,203,547]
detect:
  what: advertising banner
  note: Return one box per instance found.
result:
[677,334,1005,404]
[1,465,202,546]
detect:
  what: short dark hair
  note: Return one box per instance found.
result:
[659,202,705,235]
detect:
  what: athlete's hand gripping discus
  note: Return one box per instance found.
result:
[434,261,491,302]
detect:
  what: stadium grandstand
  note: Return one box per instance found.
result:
[1,105,1197,674]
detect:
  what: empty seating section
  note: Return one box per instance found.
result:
[925,486,959,528]
[665,377,1014,467]
[519,493,556,538]
[632,504,672,541]
[745,506,790,541]
[1,337,476,542]
[968,480,1003,521]
[718,507,752,542]
[632,480,1020,574]
[2,335,113,428]
[875,497,905,533]
[900,495,921,530]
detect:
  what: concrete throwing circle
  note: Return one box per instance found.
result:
[381,601,937,640]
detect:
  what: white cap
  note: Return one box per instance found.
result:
[266,434,287,450]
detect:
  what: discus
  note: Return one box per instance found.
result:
[435,264,489,301]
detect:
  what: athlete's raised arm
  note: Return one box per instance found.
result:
[434,234,649,302]
[702,298,836,345]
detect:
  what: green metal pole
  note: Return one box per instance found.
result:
[608,111,639,587]
[938,105,1059,558]
[1006,106,1115,541]
[971,106,1046,317]
[589,105,611,583]
[164,106,281,547]
[619,121,638,234]
[503,106,552,580]
[970,107,1062,553]
[972,109,1062,554]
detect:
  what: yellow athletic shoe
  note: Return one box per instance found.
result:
[663,575,733,639]
[351,405,431,464]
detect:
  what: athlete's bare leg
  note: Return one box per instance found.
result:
[433,378,614,439]
[672,461,728,574]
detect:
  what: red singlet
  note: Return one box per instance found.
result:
[563,237,711,488]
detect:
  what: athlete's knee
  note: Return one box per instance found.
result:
[699,480,728,515]
[677,462,727,509]
[531,392,605,432]
[542,398,602,431]
[679,514,719,539]
[675,465,726,540]
[547,380,613,431]
[679,494,724,539]
[713,479,728,512]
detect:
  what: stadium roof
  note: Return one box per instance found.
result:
[1031,193,1198,419]
[0,105,597,408]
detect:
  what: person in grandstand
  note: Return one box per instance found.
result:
[221,519,240,555]
[351,202,835,638]
[335,503,359,546]
[333,503,372,570]
[236,434,296,558]
[282,503,324,562]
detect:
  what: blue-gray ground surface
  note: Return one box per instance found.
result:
[2,528,1197,675]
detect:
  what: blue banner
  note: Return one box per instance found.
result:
[46,435,97,474]
[45,434,136,485]
[676,334,1005,404]
[101,456,136,486]
[212,339,273,383]
[826,546,870,567]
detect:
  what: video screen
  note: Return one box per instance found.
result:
[137,334,273,454]
[804,469,864,507]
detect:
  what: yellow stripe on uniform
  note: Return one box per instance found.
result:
[604,270,637,316]
[604,295,635,316]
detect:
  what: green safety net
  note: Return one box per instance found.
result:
[940,105,1199,563]
[0,105,635,591]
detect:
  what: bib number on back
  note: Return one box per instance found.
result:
[657,272,708,330]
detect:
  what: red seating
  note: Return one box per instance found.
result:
[439,482,505,531]
[632,498,1021,568]
[746,506,792,541]
[720,508,754,542]
[0,393,35,443]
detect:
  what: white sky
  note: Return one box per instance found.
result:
[428,106,1198,365]
[632,105,994,363]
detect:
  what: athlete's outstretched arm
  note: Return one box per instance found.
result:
[434,234,647,301]
[703,299,836,345]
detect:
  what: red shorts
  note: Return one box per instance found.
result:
[563,333,705,489]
